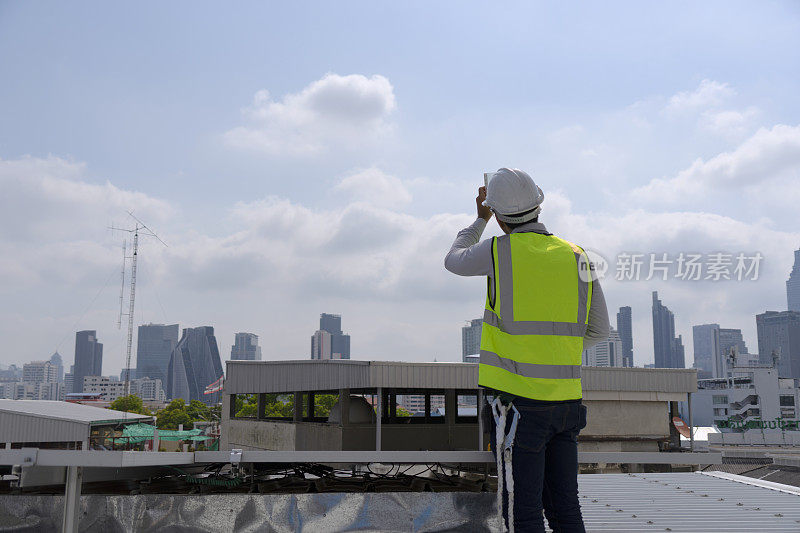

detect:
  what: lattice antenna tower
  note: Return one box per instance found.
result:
[109,212,167,396]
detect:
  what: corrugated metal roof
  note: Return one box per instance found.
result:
[579,472,800,531]
[225,360,698,395]
[0,400,152,424]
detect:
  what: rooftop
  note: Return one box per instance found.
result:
[0,400,151,425]
[225,359,697,395]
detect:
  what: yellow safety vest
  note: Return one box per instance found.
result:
[479,232,593,401]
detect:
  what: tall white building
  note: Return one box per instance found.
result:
[583,328,623,367]
[461,318,482,361]
[22,360,58,383]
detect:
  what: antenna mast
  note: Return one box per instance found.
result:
[110,213,167,397]
[117,240,126,329]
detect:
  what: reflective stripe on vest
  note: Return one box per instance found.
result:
[478,232,592,401]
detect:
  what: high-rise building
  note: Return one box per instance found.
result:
[73,330,103,393]
[719,328,748,364]
[461,318,482,361]
[788,249,800,313]
[311,314,351,359]
[22,360,58,383]
[692,324,749,379]
[231,332,262,360]
[135,323,179,386]
[757,311,800,379]
[167,326,224,405]
[652,292,685,368]
[64,365,74,395]
[616,307,633,367]
[583,328,623,367]
[693,324,719,379]
[49,352,64,382]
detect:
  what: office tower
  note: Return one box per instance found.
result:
[167,326,224,405]
[231,332,262,360]
[64,365,74,395]
[49,352,64,382]
[73,330,103,393]
[652,292,685,368]
[583,328,623,367]
[692,324,719,379]
[788,249,800,313]
[22,360,58,383]
[135,323,179,385]
[719,328,748,363]
[461,318,482,361]
[616,307,633,367]
[311,313,351,359]
[757,311,800,379]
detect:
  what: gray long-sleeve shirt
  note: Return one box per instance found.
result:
[445,217,609,349]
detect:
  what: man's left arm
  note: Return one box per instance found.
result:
[583,279,610,349]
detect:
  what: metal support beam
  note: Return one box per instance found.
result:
[376,386,383,451]
[62,465,82,533]
[308,392,315,420]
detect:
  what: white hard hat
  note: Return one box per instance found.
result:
[485,168,544,224]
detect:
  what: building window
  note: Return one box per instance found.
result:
[712,395,728,405]
[780,396,795,407]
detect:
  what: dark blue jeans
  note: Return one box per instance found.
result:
[490,398,587,532]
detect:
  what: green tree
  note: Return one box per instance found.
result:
[156,399,193,429]
[109,395,151,415]
[314,394,338,417]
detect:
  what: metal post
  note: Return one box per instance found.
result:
[688,392,694,452]
[62,466,82,533]
[477,389,484,450]
[309,393,315,420]
[376,387,383,451]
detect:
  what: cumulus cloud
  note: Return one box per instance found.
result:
[663,79,735,115]
[224,73,396,156]
[630,124,800,204]
[335,167,412,209]
[3,154,798,371]
[699,107,759,138]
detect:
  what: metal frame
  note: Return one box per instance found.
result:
[0,449,721,467]
[0,447,721,532]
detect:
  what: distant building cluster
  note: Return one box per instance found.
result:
[311,313,351,360]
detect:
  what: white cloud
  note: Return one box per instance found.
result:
[335,167,412,208]
[630,124,800,204]
[699,107,759,138]
[664,79,735,115]
[224,73,396,156]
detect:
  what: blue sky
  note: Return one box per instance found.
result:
[1,2,799,373]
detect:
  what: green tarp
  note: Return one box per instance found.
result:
[121,423,212,443]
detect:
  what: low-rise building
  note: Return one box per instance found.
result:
[679,356,800,441]
[222,360,696,453]
[0,399,152,449]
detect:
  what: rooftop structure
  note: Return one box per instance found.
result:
[0,400,152,449]
[222,360,697,454]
